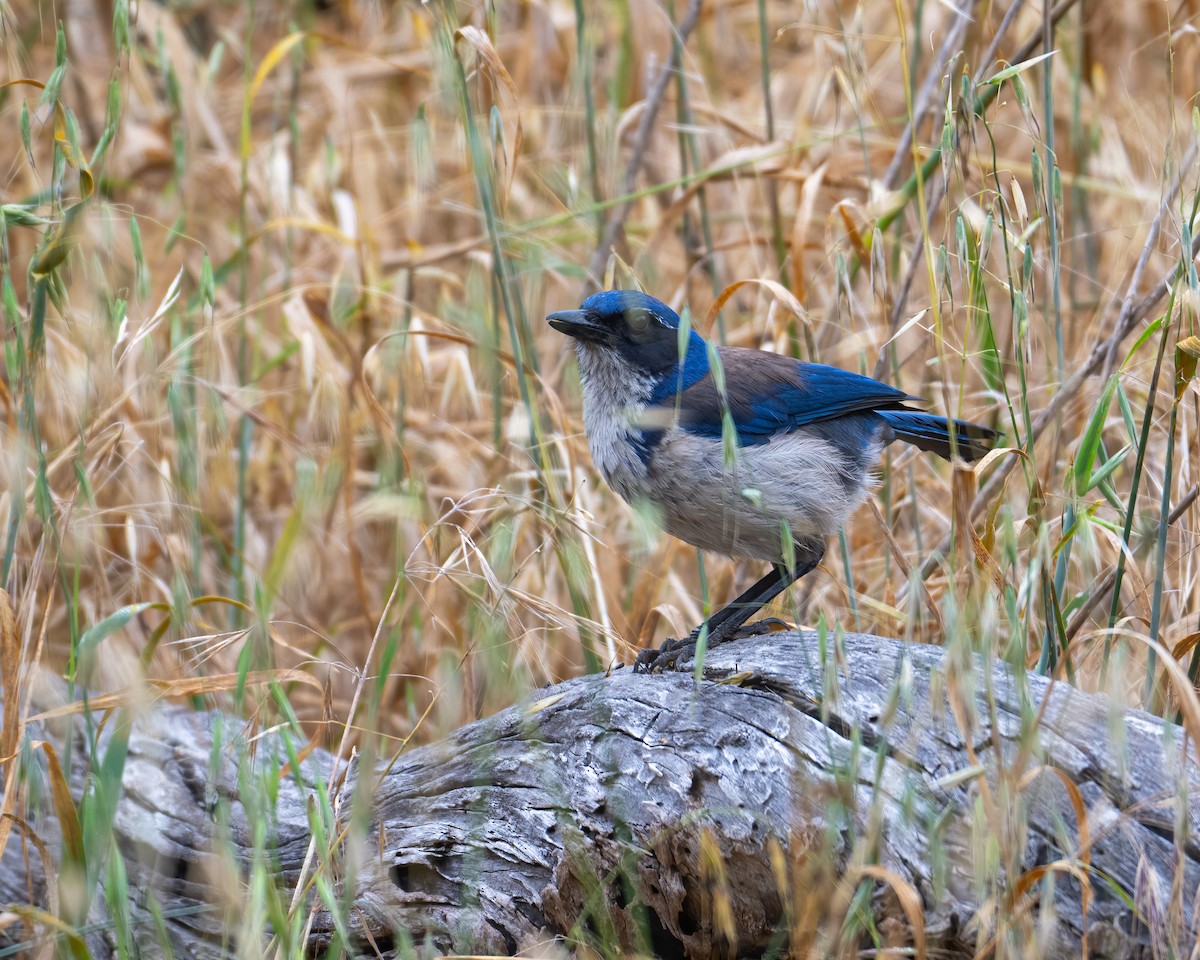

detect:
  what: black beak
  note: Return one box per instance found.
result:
[547,309,612,344]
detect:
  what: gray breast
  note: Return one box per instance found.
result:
[640,427,882,562]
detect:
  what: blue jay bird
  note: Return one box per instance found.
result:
[548,289,998,671]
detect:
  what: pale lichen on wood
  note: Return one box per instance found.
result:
[1,632,1195,958]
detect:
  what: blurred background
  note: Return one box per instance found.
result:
[1,0,1198,746]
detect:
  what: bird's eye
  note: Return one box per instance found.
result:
[627,311,650,332]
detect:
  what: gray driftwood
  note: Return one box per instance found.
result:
[1,632,1196,958]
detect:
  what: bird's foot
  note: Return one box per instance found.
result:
[632,617,790,674]
[633,633,694,674]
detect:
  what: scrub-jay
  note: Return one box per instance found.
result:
[548,289,997,671]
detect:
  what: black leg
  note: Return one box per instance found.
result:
[635,539,827,673]
[705,565,793,637]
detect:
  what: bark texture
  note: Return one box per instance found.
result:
[1,631,1196,958]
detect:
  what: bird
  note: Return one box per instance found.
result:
[547,289,999,672]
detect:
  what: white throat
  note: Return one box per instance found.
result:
[574,343,656,488]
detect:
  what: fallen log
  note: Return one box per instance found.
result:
[1,631,1196,958]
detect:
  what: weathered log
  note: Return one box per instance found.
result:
[1,631,1196,958]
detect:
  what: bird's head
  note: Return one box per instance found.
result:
[547,290,706,384]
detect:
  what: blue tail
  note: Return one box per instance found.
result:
[877,410,997,462]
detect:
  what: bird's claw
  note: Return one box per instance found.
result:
[633,634,694,674]
[632,618,790,673]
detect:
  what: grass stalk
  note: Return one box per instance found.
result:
[233,0,258,627]
[669,0,720,305]
[573,0,603,236]
[1145,395,1177,707]
[1041,0,1065,383]
[1102,287,1177,680]
[756,0,785,280]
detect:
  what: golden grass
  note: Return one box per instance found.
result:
[1,0,1198,753]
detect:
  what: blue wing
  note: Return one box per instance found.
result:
[665,347,917,445]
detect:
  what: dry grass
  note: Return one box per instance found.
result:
[2,0,1200,952]
[3,0,1199,734]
